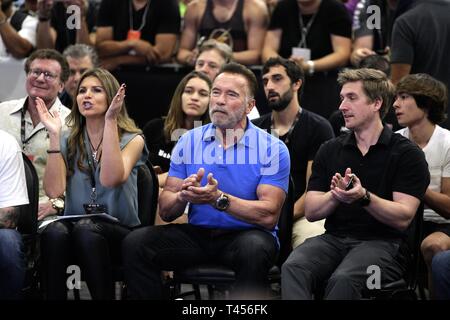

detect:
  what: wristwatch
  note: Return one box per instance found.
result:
[358,188,371,207]
[214,193,230,211]
[50,197,65,214]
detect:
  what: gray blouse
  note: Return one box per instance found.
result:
[60,130,148,227]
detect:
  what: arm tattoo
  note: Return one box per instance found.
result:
[0,207,20,229]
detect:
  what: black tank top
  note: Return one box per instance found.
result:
[199,0,247,51]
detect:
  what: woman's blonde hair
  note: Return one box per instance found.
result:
[66,68,141,175]
[163,71,212,142]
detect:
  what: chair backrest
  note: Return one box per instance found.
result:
[276,175,295,267]
[137,162,159,227]
[403,202,424,289]
[17,153,39,235]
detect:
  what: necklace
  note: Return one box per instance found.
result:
[129,0,150,31]
[87,135,103,163]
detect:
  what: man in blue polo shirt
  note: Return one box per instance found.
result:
[123,62,290,299]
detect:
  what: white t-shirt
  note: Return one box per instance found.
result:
[0,11,38,58]
[397,125,450,223]
[0,97,71,201]
[0,129,28,208]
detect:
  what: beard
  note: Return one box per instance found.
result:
[267,89,293,111]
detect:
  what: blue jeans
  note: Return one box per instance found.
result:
[432,250,450,300]
[0,229,25,299]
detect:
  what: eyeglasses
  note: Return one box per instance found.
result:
[28,69,59,81]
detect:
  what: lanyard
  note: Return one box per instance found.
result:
[271,108,302,146]
[84,130,99,203]
[298,12,317,48]
[129,0,150,31]
[21,106,46,148]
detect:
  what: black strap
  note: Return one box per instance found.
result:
[21,105,47,148]
[271,108,302,146]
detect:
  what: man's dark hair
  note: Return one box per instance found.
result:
[25,49,70,83]
[262,57,305,85]
[218,62,258,98]
[396,73,448,124]
[359,54,391,76]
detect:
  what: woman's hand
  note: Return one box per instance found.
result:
[35,97,62,135]
[105,83,126,121]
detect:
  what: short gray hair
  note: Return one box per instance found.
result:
[63,44,99,67]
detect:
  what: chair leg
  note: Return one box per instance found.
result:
[206,285,216,300]
[73,288,81,300]
[193,284,202,300]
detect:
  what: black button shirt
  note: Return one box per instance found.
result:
[308,126,430,240]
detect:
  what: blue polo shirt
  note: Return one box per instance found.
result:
[169,120,290,236]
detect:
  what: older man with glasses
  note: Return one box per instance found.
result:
[0,49,71,224]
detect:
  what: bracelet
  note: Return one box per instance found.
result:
[38,16,50,22]
[307,60,315,75]
[46,150,61,154]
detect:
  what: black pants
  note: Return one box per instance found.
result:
[122,224,278,299]
[281,233,407,299]
[40,218,131,300]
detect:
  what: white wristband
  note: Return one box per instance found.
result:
[307,60,315,75]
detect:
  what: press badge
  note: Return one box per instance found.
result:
[127,30,141,40]
[291,47,311,61]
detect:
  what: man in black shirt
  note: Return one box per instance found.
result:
[253,57,334,248]
[36,0,96,52]
[282,68,430,299]
[95,0,180,70]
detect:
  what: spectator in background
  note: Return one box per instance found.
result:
[0,0,37,59]
[262,0,351,120]
[390,0,450,129]
[350,0,415,67]
[177,0,269,66]
[0,49,71,223]
[60,43,98,108]
[143,71,212,225]
[194,39,259,119]
[194,39,232,81]
[95,0,180,71]
[350,0,392,67]
[0,129,29,300]
[253,57,334,248]
[36,0,96,52]
[143,71,211,190]
[394,73,450,298]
